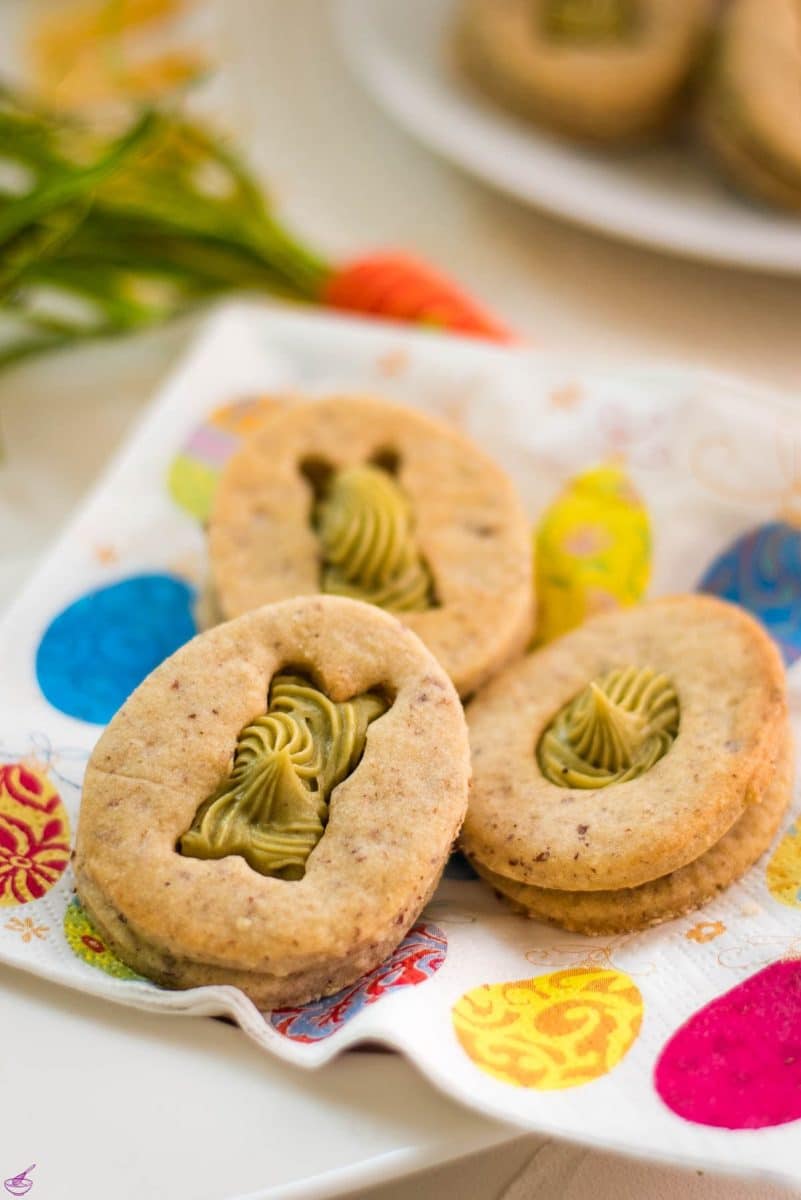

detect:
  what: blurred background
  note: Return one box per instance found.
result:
[2,0,799,601]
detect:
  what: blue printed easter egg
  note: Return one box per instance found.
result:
[36,574,196,724]
[534,464,651,646]
[698,522,801,665]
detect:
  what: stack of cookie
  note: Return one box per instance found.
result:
[462,596,792,933]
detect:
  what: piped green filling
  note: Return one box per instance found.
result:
[538,664,679,788]
[314,463,435,613]
[179,674,387,879]
[541,0,640,41]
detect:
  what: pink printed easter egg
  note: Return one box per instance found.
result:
[655,960,801,1129]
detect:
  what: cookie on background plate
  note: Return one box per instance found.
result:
[208,394,533,698]
[456,0,714,144]
[74,595,470,1007]
[700,0,801,213]
[463,595,789,931]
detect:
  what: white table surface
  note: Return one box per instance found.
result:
[1,3,800,1197]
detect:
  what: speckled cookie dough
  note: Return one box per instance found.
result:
[473,729,793,934]
[208,394,533,698]
[74,595,471,1008]
[456,0,713,144]
[462,595,787,893]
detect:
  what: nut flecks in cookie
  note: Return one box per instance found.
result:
[470,728,792,935]
[538,664,679,788]
[179,673,387,880]
[452,967,642,1089]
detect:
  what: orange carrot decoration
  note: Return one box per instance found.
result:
[1,91,518,371]
[323,252,517,344]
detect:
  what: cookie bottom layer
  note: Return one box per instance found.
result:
[76,860,446,1011]
[469,728,794,935]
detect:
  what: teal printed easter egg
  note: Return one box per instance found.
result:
[698,522,801,664]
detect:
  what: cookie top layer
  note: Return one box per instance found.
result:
[75,595,470,979]
[463,595,787,891]
[208,395,533,697]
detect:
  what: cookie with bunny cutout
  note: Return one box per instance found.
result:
[75,595,470,1006]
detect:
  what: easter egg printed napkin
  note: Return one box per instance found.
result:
[2,304,801,1190]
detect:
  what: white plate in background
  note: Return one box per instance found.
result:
[335,0,801,274]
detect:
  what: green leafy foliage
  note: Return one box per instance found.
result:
[0,87,330,369]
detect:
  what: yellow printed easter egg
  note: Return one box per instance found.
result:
[767,823,801,908]
[168,394,285,522]
[534,464,651,645]
[452,967,642,1090]
[63,897,142,980]
[0,763,70,906]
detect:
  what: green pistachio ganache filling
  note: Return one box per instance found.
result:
[313,463,436,612]
[538,665,679,788]
[179,674,387,879]
[541,0,639,40]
